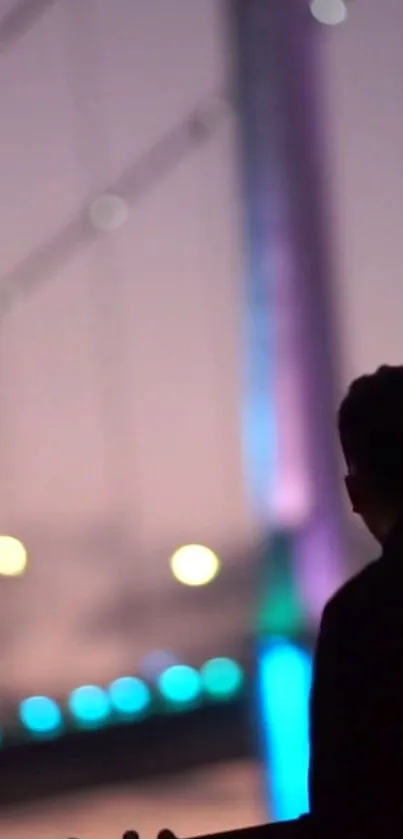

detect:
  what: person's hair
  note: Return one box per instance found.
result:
[338,365,403,505]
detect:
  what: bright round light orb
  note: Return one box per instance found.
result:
[158,665,201,705]
[170,544,220,587]
[309,0,348,25]
[200,657,244,700]
[108,676,151,716]
[19,695,62,734]
[68,685,110,726]
[89,193,129,232]
[0,536,27,577]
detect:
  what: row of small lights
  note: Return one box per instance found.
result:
[12,658,244,738]
[0,537,222,587]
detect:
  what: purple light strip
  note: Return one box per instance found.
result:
[234,0,346,622]
[269,235,313,530]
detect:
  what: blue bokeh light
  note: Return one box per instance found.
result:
[108,676,151,716]
[158,665,201,705]
[19,695,62,734]
[68,685,110,726]
[200,657,244,699]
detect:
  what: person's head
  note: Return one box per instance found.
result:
[338,365,403,543]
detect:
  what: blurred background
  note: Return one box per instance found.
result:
[0,0,402,835]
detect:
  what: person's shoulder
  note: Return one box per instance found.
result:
[324,557,382,626]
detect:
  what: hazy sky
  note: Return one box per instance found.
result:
[0,0,253,700]
[322,0,403,384]
[0,0,401,701]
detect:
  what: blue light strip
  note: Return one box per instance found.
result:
[243,295,276,517]
[258,639,312,821]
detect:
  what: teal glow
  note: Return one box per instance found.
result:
[257,533,304,637]
[158,665,201,704]
[258,640,312,820]
[109,676,151,716]
[19,695,62,735]
[201,657,244,700]
[68,685,110,726]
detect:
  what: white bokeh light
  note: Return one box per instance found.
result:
[0,536,28,577]
[170,544,221,587]
[89,194,129,232]
[309,0,348,25]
